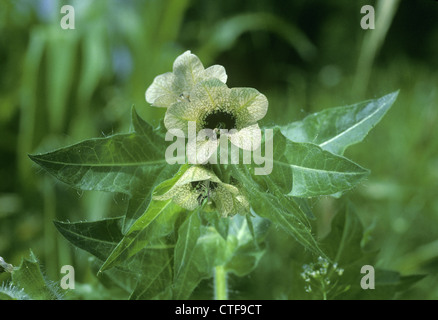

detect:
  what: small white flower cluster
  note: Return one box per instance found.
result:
[300,256,345,296]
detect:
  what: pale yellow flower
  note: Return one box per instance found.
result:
[153,166,249,217]
[164,78,268,162]
[145,50,227,108]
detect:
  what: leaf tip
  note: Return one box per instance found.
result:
[28,153,38,162]
[52,220,64,230]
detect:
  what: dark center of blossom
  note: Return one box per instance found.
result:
[203,111,237,132]
[191,180,218,204]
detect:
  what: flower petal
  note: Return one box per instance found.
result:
[145,72,179,107]
[145,51,231,110]
[164,101,200,134]
[171,184,200,210]
[222,183,250,216]
[187,137,220,164]
[164,79,230,134]
[172,50,205,90]
[203,65,228,83]
[154,166,221,210]
[211,184,235,217]
[153,183,184,202]
[191,78,230,112]
[176,165,222,186]
[228,123,262,151]
[230,87,268,128]
[234,194,250,213]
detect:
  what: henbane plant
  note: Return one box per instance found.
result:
[26,50,404,299]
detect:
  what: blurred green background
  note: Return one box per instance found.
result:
[0,0,437,299]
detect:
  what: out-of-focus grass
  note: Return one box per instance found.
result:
[1,0,437,299]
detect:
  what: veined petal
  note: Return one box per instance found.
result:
[145,72,179,107]
[203,65,228,83]
[211,183,249,217]
[145,51,228,108]
[173,50,205,89]
[230,87,268,128]
[153,184,182,201]
[154,164,249,216]
[187,137,220,165]
[153,93,181,109]
[171,184,200,211]
[228,123,262,151]
[164,79,230,134]
[191,78,230,113]
[164,101,201,135]
[176,165,222,186]
[235,194,250,213]
[154,166,220,210]
[211,184,235,217]
[222,183,250,215]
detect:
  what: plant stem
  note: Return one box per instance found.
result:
[223,165,231,184]
[320,278,328,300]
[214,265,228,300]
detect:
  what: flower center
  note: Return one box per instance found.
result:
[203,111,237,131]
[191,180,218,204]
[190,180,218,191]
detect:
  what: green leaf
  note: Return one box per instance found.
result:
[121,109,179,233]
[172,208,205,300]
[231,164,326,258]
[28,133,150,194]
[97,165,190,272]
[11,250,63,300]
[129,252,174,300]
[55,217,175,299]
[131,104,158,137]
[54,165,190,297]
[99,199,183,273]
[172,211,270,299]
[54,217,124,261]
[316,201,424,300]
[0,284,31,300]
[320,202,365,265]
[267,129,370,197]
[395,274,427,292]
[224,215,270,276]
[279,91,398,155]
[91,244,174,300]
[96,165,189,272]
[29,107,181,232]
[345,268,426,300]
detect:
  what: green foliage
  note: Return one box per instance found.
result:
[54,216,175,299]
[279,91,399,156]
[24,79,414,299]
[2,0,436,301]
[0,283,30,300]
[311,202,425,300]
[29,107,179,233]
[268,128,370,197]
[0,251,63,300]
